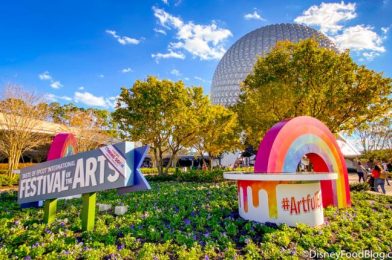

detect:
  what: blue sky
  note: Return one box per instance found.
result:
[0,0,390,109]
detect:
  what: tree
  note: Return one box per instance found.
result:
[355,116,391,153]
[0,85,49,177]
[193,104,241,169]
[113,76,209,175]
[235,38,392,148]
[166,86,211,170]
[48,103,115,152]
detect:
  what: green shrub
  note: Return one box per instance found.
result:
[350,182,370,191]
[146,169,224,183]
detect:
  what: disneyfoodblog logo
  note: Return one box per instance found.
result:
[281,191,322,215]
[305,250,392,259]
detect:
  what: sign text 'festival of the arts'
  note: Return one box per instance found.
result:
[18,142,150,204]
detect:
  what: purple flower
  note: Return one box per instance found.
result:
[204,232,210,238]
[184,218,191,226]
[117,244,125,250]
[205,255,210,260]
[24,256,31,260]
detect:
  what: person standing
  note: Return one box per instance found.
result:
[373,162,386,194]
[356,161,366,183]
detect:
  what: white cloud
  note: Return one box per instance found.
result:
[45,93,72,103]
[46,91,117,108]
[154,28,167,35]
[361,51,380,61]
[121,67,133,73]
[381,26,390,40]
[50,81,63,89]
[194,76,211,84]
[294,2,387,60]
[152,7,232,60]
[106,30,140,45]
[38,71,63,89]
[74,91,115,108]
[170,69,181,76]
[381,27,390,34]
[294,2,356,34]
[244,10,265,21]
[38,71,52,81]
[98,74,104,78]
[151,50,185,62]
[162,0,182,5]
[333,25,385,53]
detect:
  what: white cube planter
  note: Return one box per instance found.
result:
[114,206,128,216]
[97,203,112,212]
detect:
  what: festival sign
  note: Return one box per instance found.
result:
[18,133,150,231]
[224,116,351,227]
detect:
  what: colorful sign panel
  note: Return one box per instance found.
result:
[18,141,149,204]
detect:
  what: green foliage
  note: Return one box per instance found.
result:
[235,38,392,148]
[0,183,391,258]
[113,76,211,175]
[349,182,370,191]
[146,169,224,183]
[193,104,242,167]
[361,149,392,162]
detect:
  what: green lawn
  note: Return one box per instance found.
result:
[0,181,391,259]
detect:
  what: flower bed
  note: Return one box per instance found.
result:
[0,182,391,258]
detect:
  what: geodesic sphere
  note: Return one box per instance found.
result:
[211,23,336,106]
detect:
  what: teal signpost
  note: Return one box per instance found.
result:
[17,133,150,231]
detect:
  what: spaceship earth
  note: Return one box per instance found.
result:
[211,23,336,106]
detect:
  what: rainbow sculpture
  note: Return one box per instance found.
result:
[47,133,78,160]
[224,116,351,227]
